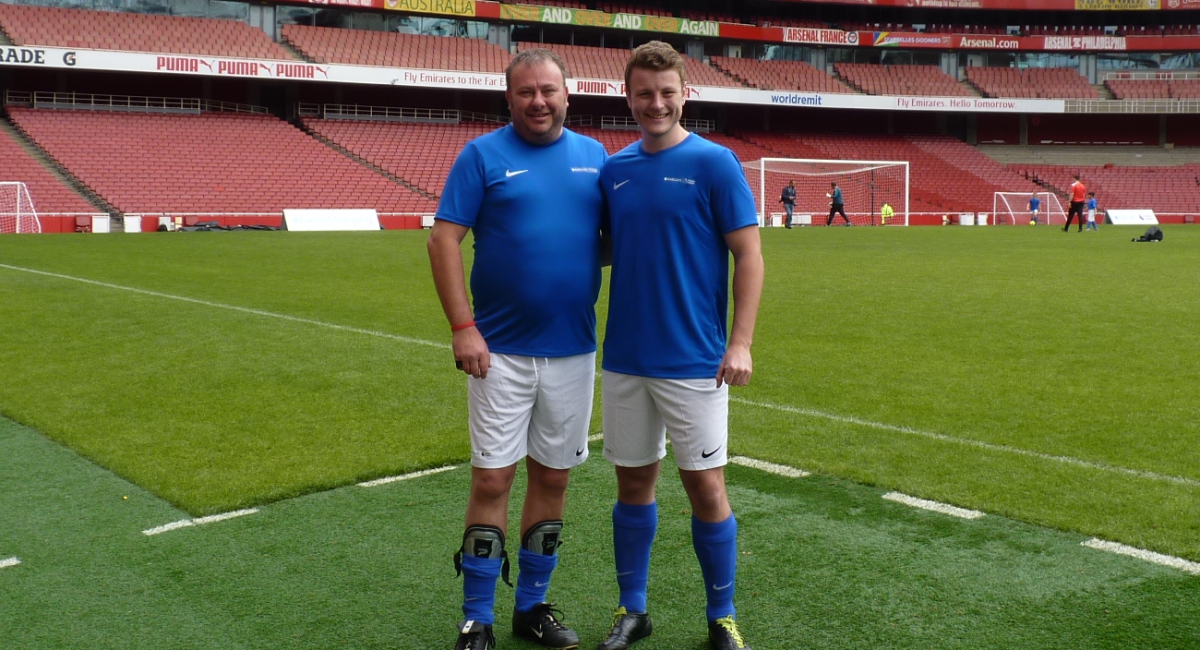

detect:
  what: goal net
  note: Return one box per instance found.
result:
[993,191,1066,226]
[0,182,41,234]
[742,158,910,226]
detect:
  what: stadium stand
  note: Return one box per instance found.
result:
[1105,79,1172,100]
[283,26,509,72]
[737,131,1041,214]
[835,63,976,98]
[0,3,293,59]
[301,118,497,198]
[570,126,640,155]
[7,107,435,217]
[516,41,739,87]
[710,57,855,93]
[0,122,98,216]
[1005,163,1200,215]
[965,67,1100,100]
[516,41,629,81]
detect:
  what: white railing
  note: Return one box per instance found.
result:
[1065,98,1200,113]
[1102,71,1200,81]
[297,103,506,124]
[598,115,715,132]
[4,90,266,114]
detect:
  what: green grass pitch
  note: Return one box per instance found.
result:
[1,225,1198,648]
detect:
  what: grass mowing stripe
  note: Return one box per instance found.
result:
[729,455,811,477]
[732,396,1200,489]
[1082,539,1200,576]
[883,491,986,520]
[142,508,259,537]
[356,465,458,487]
[0,263,448,350]
[0,557,20,569]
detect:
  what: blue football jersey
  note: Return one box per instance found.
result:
[600,134,758,378]
[436,125,608,357]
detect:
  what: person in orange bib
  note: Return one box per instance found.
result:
[1064,174,1087,232]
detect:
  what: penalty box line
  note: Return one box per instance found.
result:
[732,396,1200,490]
[6,264,1195,492]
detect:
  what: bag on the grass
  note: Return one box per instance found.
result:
[1133,226,1163,242]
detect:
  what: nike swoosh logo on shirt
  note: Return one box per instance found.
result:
[506,169,528,177]
[613,180,630,190]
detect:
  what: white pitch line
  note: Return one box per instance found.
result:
[142,508,258,536]
[0,557,21,569]
[1082,539,1200,576]
[732,396,1200,489]
[358,465,458,488]
[0,264,447,351]
[882,492,985,520]
[730,456,810,478]
[7,263,1196,492]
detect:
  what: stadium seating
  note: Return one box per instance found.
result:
[1005,163,1200,215]
[570,126,640,155]
[8,108,435,216]
[710,57,855,93]
[302,118,499,198]
[517,41,629,81]
[0,3,293,59]
[1105,79,1171,100]
[516,42,740,87]
[965,67,1100,99]
[835,63,976,97]
[737,131,1041,214]
[283,25,510,72]
[0,123,98,216]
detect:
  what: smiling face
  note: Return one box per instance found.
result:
[626,66,687,153]
[505,59,568,146]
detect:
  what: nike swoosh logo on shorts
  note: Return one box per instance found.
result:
[506,169,528,177]
[576,448,585,456]
[701,446,722,459]
[613,180,630,190]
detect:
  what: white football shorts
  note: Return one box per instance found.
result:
[467,352,595,470]
[601,370,729,471]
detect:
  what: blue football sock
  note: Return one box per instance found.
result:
[460,553,502,625]
[515,547,558,612]
[612,501,657,614]
[693,514,738,622]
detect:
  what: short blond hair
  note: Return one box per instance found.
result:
[624,40,686,88]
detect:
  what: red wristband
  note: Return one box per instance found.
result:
[450,320,476,332]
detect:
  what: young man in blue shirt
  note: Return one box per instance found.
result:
[429,48,608,650]
[1028,193,1041,225]
[596,40,764,650]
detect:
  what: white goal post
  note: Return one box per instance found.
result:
[993,191,1067,226]
[0,182,41,234]
[742,158,910,226]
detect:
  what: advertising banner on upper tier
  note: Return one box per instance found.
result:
[0,46,1066,114]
